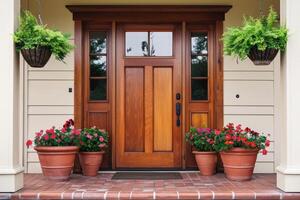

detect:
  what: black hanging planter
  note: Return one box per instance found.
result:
[247,46,279,65]
[21,46,52,68]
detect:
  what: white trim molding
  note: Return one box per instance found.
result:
[277,0,300,192]
[0,0,24,192]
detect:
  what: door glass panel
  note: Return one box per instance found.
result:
[90,32,106,54]
[191,32,208,55]
[89,31,108,101]
[90,55,107,77]
[191,32,209,101]
[191,55,208,77]
[90,79,107,100]
[125,32,148,56]
[191,79,208,100]
[125,31,173,56]
[150,32,173,56]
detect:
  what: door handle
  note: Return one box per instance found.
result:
[176,102,181,116]
[176,102,181,127]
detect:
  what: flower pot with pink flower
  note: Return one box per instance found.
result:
[78,127,109,176]
[214,123,270,181]
[26,119,80,181]
[185,127,219,176]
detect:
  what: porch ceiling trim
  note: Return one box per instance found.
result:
[66,5,232,21]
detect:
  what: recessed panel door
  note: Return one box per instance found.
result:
[116,25,182,168]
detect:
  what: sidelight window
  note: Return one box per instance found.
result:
[190,32,209,101]
[89,32,107,100]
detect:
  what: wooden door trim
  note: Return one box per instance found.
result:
[74,20,83,129]
[67,5,231,22]
[68,5,231,169]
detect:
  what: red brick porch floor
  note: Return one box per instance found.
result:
[3,173,300,200]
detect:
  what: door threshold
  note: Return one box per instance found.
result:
[98,170,199,173]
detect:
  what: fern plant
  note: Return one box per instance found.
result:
[223,7,288,60]
[14,11,74,61]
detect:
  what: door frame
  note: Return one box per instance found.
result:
[67,5,231,169]
[115,23,182,169]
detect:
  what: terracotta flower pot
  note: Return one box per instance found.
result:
[79,152,104,176]
[220,147,259,181]
[193,151,217,176]
[34,146,79,181]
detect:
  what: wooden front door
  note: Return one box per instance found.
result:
[68,5,231,170]
[116,24,182,168]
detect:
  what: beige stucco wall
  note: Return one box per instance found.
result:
[22,0,280,173]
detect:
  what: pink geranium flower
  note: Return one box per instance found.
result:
[86,134,93,140]
[71,129,81,136]
[61,127,67,133]
[99,136,104,142]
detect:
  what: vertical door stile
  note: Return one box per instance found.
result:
[181,21,186,169]
[144,65,153,154]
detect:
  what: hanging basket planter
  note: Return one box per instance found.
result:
[21,46,52,68]
[14,11,74,69]
[247,46,279,65]
[222,8,287,67]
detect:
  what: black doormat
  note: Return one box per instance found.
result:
[111,172,182,180]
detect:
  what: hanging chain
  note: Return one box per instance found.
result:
[36,0,43,25]
[259,0,264,16]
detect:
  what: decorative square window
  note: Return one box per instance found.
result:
[125,31,173,56]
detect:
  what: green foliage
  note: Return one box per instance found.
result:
[13,10,74,61]
[79,127,109,152]
[185,127,217,152]
[223,7,288,60]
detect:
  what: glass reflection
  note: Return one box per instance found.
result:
[191,79,208,100]
[150,32,172,56]
[90,55,106,77]
[125,32,148,56]
[90,79,107,100]
[191,55,208,77]
[90,32,106,54]
[191,33,208,55]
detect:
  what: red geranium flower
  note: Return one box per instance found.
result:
[44,134,49,141]
[71,129,81,136]
[26,140,32,148]
[262,149,268,155]
[51,134,56,139]
[225,134,231,141]
[215,130,221,135]
[46,128,55,134]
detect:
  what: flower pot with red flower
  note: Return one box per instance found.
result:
[79,127,109,176]
[26,119,80,181]
[185,127,219,176]
[214,123,270,181]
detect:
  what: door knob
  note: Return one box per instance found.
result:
[176,93,181,100]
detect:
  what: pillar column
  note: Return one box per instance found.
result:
[277,0,300,192]
[0,0,24,192]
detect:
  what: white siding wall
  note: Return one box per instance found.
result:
[23,0,280,173]
[24,50,74,173]
[224,56,279,173]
